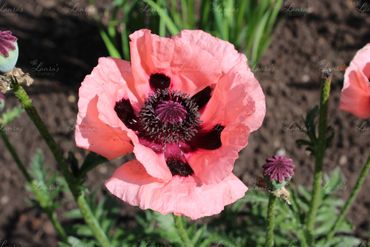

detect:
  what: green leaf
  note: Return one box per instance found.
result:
[200,233,237,247]
[75,225,94,237]
[79,152,108,177]
[296,139,312,148]
[66,236,96,247]
[323,168,345,195]
[0,106,23,125]
[99,29,122,58]
[155,213,181,243]
[306,105,319,141]
[191,226,206,245]
[64,208,82,219]
[30,149,45,180]
[251,13,269,65]
[0,97,4,111]
[144,0,179,35]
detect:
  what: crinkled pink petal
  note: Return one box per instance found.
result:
[75,96,131,159]
[340,70,370,118]
[76,57,171,180]
[129,29,175,103]
[75,58,137,159]
[92,57,140,125]
[201,55,265,131]
[187,124,250,184]
[105,160,247,220]
[340,44,370,119]
[128,132,172,181]
[129,29,245,97]
[187,57,265,184]
[170,30,245,96]
[351,44,370,78]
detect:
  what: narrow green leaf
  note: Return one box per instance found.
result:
[79,152,108,177]
[99,29,122,58]
[323,168,344,195]
[145,0,179,35]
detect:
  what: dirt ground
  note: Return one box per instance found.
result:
[0,0,369,246]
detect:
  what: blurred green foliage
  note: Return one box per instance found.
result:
[51,165,360,246]
[91,0,282,66]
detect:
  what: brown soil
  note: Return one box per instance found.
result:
[0,0,369,246]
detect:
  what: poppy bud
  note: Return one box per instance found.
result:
[263,155,295,191]
[0,30,19,73]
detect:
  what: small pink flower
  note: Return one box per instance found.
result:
[339,44,370,119]
[75,29,266,219]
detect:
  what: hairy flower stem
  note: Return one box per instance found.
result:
[0,127,31,181]
[265,194,277,247]
[174,216,192,247]
[10,80,111,247]
[0,127,67,241]
[47,209,67,241]
[325,156,370,243]
[31,181,68,241]
[306,74,332,246]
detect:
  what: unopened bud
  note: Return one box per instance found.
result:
[0,30,19,73]
[262,155,295,191]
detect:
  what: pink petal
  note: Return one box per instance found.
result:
[75,96,132,159]
[200,55,266,131]
[75,58,137,159]
[187,58,265,184]
[129,29,245,97]
[340,70,370,119]
[105,160,247,220]
[129,29,174,103]
[129,133,172,181]
[92,57,141,126]
[170,30,245,96]
[340,44,370,119]
[187,124,250,184]
[351,43,370,78]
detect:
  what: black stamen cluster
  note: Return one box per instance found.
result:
[138,89,200,143]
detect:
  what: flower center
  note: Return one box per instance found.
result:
[114,73,225,177]
[138,89,200,144]
[155,100,187,124]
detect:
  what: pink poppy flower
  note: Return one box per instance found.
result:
[75,29,266,219]
[339,44,370,119]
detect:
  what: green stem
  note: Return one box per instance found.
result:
[44,208,67,241]
[306,74,332,245]
[11,81,111,247]
[0,127,67,241]
[174,215,192,247]
[0,127,32,181]
[289,192,308,247]
[265,194,277,247]
[325,156,370,243]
